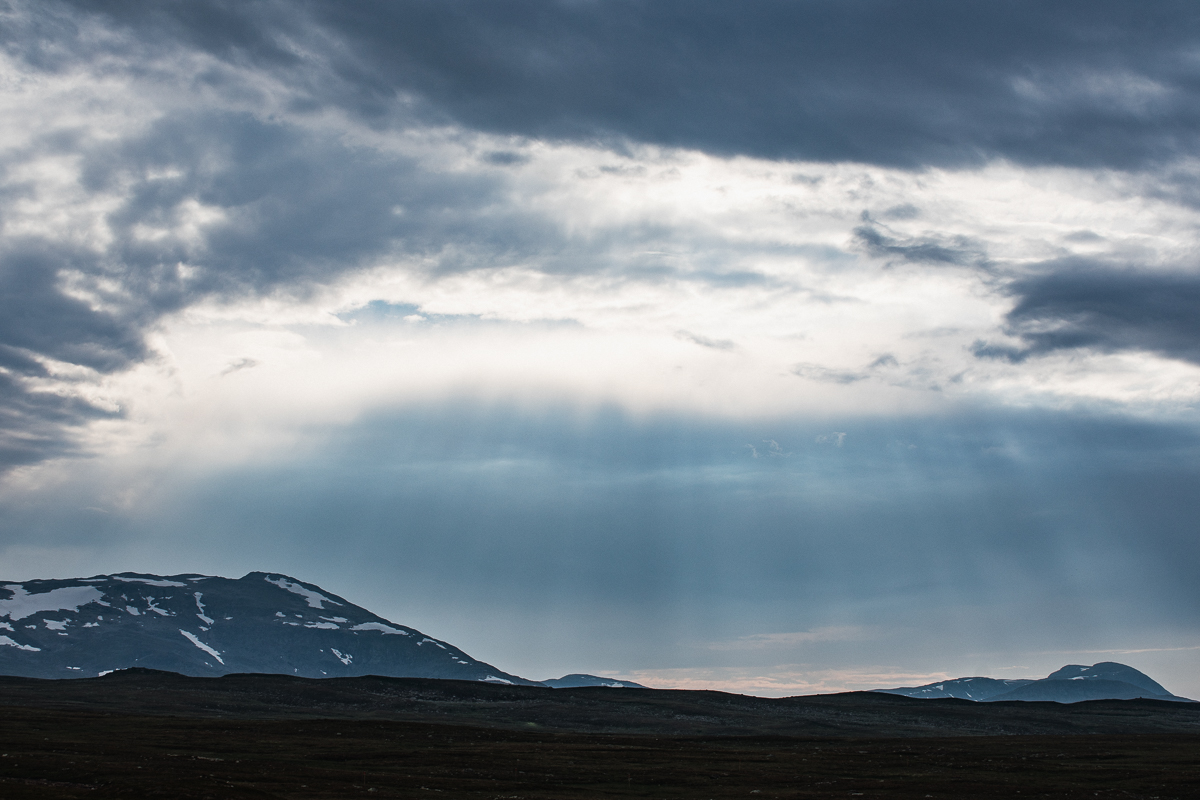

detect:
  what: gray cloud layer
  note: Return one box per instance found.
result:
[41,0,1200,169]
[4,0,1200,472]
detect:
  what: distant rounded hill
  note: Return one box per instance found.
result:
[879,661,1193,704]
[542,674,646,689]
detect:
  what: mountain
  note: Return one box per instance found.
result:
[0,572,537,684]
[879,662,1193,704]
[543,673,646,688]
[874,677,1034,701]
[984,678,1180,703]
[984,662,1188,703]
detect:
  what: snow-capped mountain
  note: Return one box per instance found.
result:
[879,661,1193,703]
[0,571,536,684]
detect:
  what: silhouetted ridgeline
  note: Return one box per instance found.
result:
[2,668,1200,738]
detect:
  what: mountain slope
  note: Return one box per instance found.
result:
[0,572,536,684]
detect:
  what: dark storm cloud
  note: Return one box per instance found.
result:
[38,0,1200,169]
[0,371,118,468]
[0,243,150,372]
[974,262,1200,364]
[0,240,148,468]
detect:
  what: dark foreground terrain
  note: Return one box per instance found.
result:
[2,670,1199,799]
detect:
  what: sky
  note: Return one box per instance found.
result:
[2,0,1200,698]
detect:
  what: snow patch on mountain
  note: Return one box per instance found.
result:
[179,629,224,664]
[193,593,213,625]
[112,576,187,587]
[0,585,104,620]
[351,622,409,635]
[0,635,40,651]
[264,576,341,609]
[145,598,172,616]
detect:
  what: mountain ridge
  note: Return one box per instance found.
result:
[8,572,1186,703]
[879,661,1193,704]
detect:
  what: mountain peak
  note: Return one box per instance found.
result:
[1042,662,1171,696]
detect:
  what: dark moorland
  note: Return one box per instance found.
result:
[2,670,1199,799]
